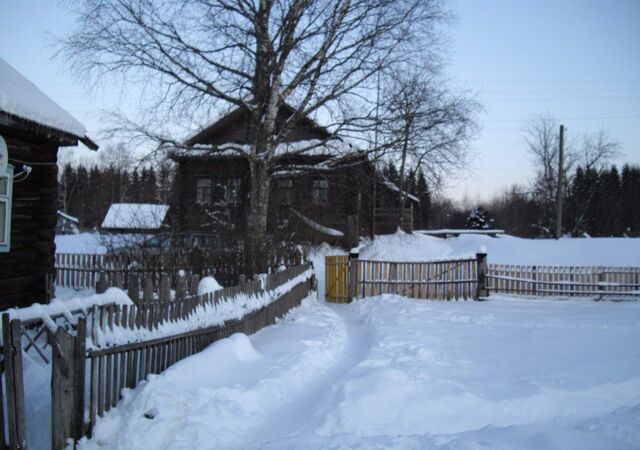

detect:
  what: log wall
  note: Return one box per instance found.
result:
[0,125,60,308]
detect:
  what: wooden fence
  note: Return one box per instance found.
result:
[326,253,486,302]
[49,263,313,449]
[487,264,640,297]
[1,314,28,450]
[54,251,307,292]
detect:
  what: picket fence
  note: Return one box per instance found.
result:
[49,263,313,449]
[54,251,307,292]
[326,253,486,302]
[487,264,640,297]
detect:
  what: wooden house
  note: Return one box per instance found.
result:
[0,57,97,308]
[170,104,419,248]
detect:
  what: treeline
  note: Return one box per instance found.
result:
[59,164,173,229]
[432,164,640,238]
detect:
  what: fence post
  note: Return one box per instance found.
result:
[476,251,488,299]
[2,314,27,450]
[176,271,186,301]
[532,265,537,295]
[190,274,200,296]
[114,271,123,289]
[143,274,154,301]
[51,318,86,450]
[128,271,140,303]
[96,270,108,294]
[348,250,359,301]
[159,273,171,302]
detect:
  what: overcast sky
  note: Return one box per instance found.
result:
[1,0,638,202]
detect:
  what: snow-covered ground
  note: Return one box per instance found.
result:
[358,231,640,266]
[78,294,640,450]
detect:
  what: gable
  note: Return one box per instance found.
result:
[185,103,331,146]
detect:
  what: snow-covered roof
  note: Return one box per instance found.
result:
[101,203,170,230]
[0,56,88,139]
[381,180,420,203]
[57,210,79,223]
[171,138,356,159]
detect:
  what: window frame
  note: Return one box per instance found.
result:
[311,178,329,206]
[0,164,14,253]
[196,178,212,205]
[277,178,294,206]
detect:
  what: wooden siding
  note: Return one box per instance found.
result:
[0,125,61,308]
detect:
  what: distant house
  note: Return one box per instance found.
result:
[170,104,418,247]
[101,203,170,234]
[56,210,79,234]
[0,57,97,308]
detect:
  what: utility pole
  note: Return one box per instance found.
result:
[555,124,565,239]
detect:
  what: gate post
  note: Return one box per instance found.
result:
[2,314,27,450]
[476,251,488,299]
[51,318,87,450]
[348,250,359,301]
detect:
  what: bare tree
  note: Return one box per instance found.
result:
[61,0,448,271]
[579,129,621,171]
[524,114,621,236]
[379,69,479,229]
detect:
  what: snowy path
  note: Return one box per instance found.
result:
[79,295,640,450]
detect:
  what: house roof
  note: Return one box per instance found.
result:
[101,203,170,230]
[184,102,330,146]
[0,57,98,149]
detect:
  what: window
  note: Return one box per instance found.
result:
[225,178,242,205]
[196,178,211,204]
[312,179,329,206]
[0,165,13,253]
[277,178,294,206]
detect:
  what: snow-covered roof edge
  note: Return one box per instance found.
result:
[101,203,170,230]
[57,210,79,223]
[0,57,96,147]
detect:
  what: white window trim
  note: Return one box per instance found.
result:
[0,164,14,253]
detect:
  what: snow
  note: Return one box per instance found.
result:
[356,230,640,266]
[197,276,223,295]
[57,210,79,223]
[101,203,169,230]
[172,138,354,159]
[0,57,87,138]
[382,180,420,203]
[5,288,132,328]
[77,294,640,450]
[290,208,345,237]
[55,232,106,254]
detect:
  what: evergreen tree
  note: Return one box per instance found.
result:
[465,207,494,229]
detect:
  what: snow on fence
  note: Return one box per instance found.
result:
[487,264,640,297]
[48,263,313,449]
[326,253,486,302]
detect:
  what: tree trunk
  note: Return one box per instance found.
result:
[246,158,271,275]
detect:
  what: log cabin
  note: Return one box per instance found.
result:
[170,104,419,248]
[0,57,97,308]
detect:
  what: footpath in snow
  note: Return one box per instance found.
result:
[79,294,640,450]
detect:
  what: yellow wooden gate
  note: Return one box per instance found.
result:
[325,255,350,303]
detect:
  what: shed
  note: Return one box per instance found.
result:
[0,56,97,308]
